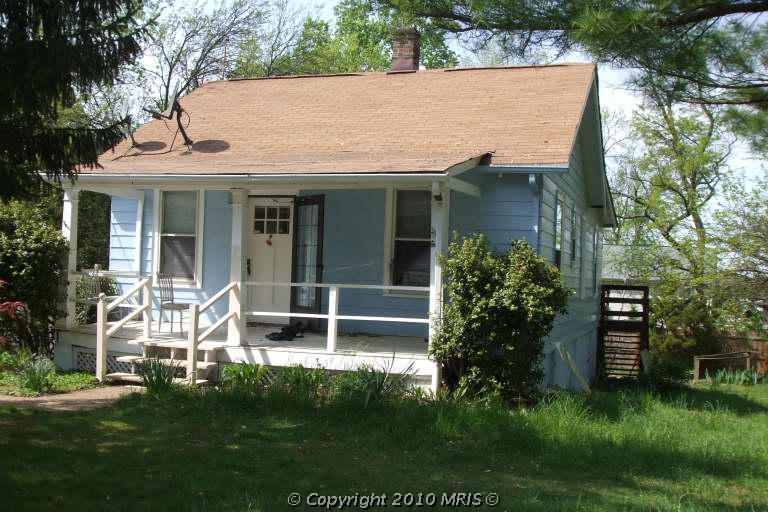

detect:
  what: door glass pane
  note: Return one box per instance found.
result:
[266,220,277,234]
[294,202,320,308]
[254,220,264,234]
[395,190,430,239]
[160,237,195,279]
[279,207,290,219]
[393,240,430,286]
[267,207,278,219]
[254,206,266,220]
[278,221,290,234]
[162,191,196,234]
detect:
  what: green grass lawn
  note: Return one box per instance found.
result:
[1,384,767,511]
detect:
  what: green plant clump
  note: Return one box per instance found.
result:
[331,361,413,408]
[706,368,763,387]
[137,357,179,396]
[432,236,569,400]
[17,354,56,393]
[221,362,271,396]
[270,364,331,405]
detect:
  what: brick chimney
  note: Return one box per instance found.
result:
[391,28,420,72]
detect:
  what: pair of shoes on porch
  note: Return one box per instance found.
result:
[266,322,305,341]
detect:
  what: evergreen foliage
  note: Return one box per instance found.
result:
[0,0,145,199]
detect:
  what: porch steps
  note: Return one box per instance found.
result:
[115,355,218,372]
[105,372,209,386]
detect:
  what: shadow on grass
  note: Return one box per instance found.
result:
[595,381,768,416]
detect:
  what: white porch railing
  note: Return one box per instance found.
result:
[95,277,152,381]
[244,281,430,352]
[185,282,239,382]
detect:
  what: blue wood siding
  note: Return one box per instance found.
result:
[109,196,138,273]
[537,112,603,387]
[449,172,538,250]
[108,190,232,325]
[301,188,429,338]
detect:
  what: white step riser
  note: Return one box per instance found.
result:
[105,373,209,386]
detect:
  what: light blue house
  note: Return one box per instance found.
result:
[55,40,615,390]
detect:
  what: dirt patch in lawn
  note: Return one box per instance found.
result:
[0,385,142,412]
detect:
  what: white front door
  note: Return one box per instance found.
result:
[246,197,294,325]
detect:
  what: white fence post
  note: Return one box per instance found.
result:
[95,293,107,382]
[187,304,199,384]
[142,278,152,339]
[326,286,339,353]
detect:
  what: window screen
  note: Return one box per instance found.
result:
[393,190,431,287]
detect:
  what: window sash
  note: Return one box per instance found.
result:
[160,191,199,280]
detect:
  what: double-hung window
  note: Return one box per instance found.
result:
[392,189,431,287]
[160,191,199,281]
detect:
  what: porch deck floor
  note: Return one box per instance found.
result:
[63,321,429,357]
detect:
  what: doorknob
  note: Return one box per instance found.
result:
[247,258,251,276]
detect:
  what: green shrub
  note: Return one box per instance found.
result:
[638,354,692,390]
[0,200,67,354]
[222,362,271,396]
[270,364,330,404]
[137,357,179,396]
[331,361,413,408]
[432,236,569,401]
[18,354,56,393]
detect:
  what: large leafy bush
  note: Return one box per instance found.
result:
[432,236,569,400]
[0,200,67,354]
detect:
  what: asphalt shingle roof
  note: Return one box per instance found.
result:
[89,63,596,175]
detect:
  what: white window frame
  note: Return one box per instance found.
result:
[152,189,205,289]
[383,186,431,298]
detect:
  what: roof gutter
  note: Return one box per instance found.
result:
[71,172,451,187]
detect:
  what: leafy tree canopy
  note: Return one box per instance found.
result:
[0,0,146,199]
[232,0,458,77]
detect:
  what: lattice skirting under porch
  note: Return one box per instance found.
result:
[73,345,134,374]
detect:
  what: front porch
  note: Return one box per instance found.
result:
[56,177,475,390]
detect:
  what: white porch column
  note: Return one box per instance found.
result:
[228,189,248,346]
[428,182,450,392]
[61,187,80,328]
